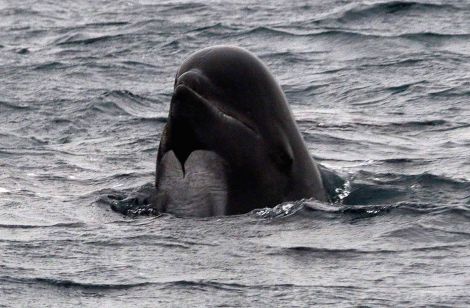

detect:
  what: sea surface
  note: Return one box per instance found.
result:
[1,0,469,306]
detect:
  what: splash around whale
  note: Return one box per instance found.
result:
[150,46,329,217]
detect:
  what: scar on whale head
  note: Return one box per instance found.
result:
[154,45,328,217]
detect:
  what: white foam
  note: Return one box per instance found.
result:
[0,187,10,194]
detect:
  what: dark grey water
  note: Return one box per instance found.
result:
[1,0,469,306]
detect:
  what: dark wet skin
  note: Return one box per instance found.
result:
[155,46,327,216]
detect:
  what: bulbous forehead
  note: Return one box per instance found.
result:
[177,46,262,75]
[176,46,275,91]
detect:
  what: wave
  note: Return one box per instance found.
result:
[354,171,469,187]
[389,119,448,127]
[339,171,470,207]
[331,1,462,22]
[157,2,208,14]
[14,47,29,54]
[0,222,85,229]
[398,32,470,41]
[118,60,158,69]
[0,276,152,290]
[33,61,69,71]
[252,189,469,220]
[270,243,467,257]
[54,33,126,46]
[384,80,428,94]
[383,224,470,239]
[81,21,129,28]
[237,26,469,43]
[429,87,470,98]
[310,117,467,133]
[0,100,33,110]
[102,89,146,101]
[88,100,131,116]
[84,238,190,249]
[189,22,239,33]
[0,8,54,18]
[240,27,369,38]
[98,184,159,216]
[88,90,161,119]
[0,276,318,292]
[36,60,156,74]
[375,158,425,165]
[0,132,49,147]
[104,168,469,218]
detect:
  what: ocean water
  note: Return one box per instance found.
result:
[1,0,469,306]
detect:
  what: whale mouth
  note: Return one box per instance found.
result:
[174,69,258,134]
[167,82,259,170]
[173,83,258,134]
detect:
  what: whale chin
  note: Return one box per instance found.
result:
[155,150,229,217]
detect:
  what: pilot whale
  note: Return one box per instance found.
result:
[154,46,328,216]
